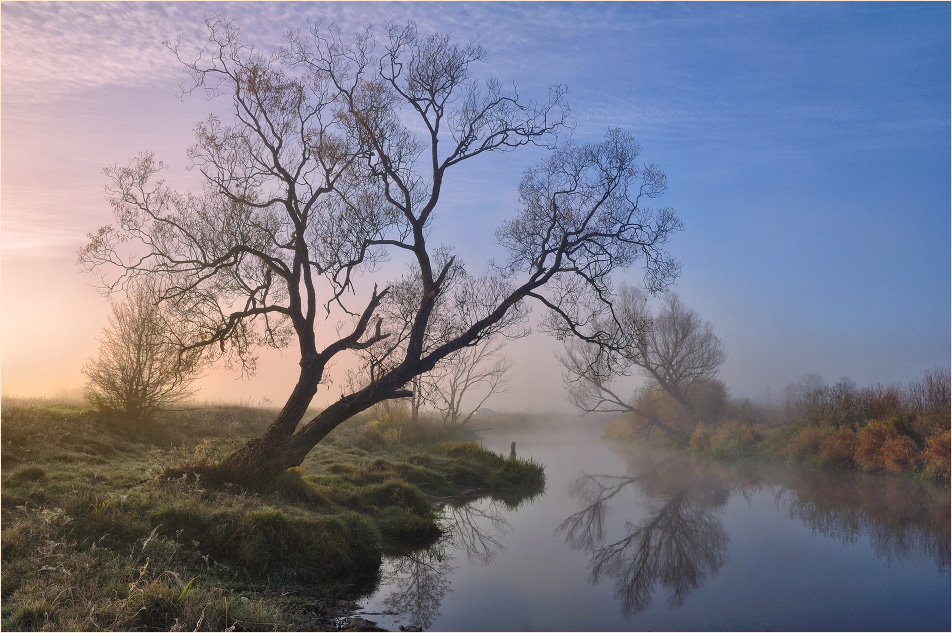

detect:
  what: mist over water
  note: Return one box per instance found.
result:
[355,421,950,631]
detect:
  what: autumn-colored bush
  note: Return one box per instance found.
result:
[785,425,824,463]
[783,368,950,431]
[906,409,949,445]
[625,379,729,446]
[921,429,951,482]
[689,424,714,452]
[817,427,856,469]
[611,369,949,480]
[854,420,891,472]
[708,421,762,460]
[880,434,918,474]
[604,417,637,440]
[854,419,921,474]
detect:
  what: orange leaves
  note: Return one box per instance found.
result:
[817,427,857,469]
[922,429,951,482]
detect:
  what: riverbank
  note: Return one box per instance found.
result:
[605,369,951,482]
[686,413,950,482]
[0,400,544,631]
[607,406,951,482]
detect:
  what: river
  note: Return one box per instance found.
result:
[353,423,950,631]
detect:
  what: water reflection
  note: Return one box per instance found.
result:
[560,445,950,617]
[557,453,731,614]
[379,541,451,630]
[375,489,542,629]
[773,467,951,572]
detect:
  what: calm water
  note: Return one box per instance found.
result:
[354,425,950,631]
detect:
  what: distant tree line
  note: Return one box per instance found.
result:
[555,284,949,481]
[598,360,950,481]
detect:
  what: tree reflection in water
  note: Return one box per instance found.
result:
[773,467,951,573]
[560,445,950,619]
[380,541,452,630]
[557,454,731,615]
[379,489,542,629]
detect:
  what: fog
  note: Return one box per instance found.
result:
[353,423,950,630]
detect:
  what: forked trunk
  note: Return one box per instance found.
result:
[213,367,414,486]
[213,404,352,484]
[212,361,324,484]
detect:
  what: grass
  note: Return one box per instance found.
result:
[0,399,545,631]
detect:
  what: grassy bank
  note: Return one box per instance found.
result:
[1,400,544,631]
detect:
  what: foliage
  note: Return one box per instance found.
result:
[649,369,950,481]
[782,367,950,429]
[707,421,763,460]
[603,378,728,446]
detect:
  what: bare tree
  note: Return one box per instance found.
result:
[559,286,726,442]
[557,451,730,615]
[381,544,453,630]
[427,341,513,429]
[82,283,204,420]
[80,17,681,484]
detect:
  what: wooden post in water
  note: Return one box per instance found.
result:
[510,441,516,459]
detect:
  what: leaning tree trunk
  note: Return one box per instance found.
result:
[213,368,413,485]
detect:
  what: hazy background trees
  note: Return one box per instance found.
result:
[559,285,726,444]
[418,341,513,430]
[352,256,515,429]
[82,283,204,420]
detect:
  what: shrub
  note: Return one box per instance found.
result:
[817,427,857,469]
[880,434,919,475]
[708,421,762,460]
[921,429,951,481]
[854,420,890,472]
[853,419,923,475]
[351,425,388,451]
[907,409,949,445]
[82,283,204,421]
[690,425,714,452]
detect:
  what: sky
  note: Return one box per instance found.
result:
[1,1,949,411]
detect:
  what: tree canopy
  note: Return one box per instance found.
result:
[80,16,682,483]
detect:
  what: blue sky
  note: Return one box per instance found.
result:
[1,2,948,407]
